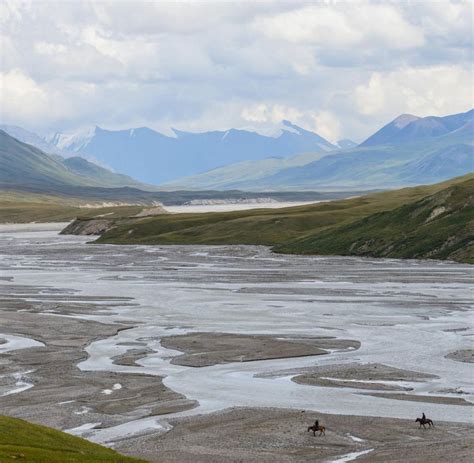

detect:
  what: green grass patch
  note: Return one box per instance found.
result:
[0,415,148,462]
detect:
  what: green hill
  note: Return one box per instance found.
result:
[0,415,147,463]
[276,177,474,263]
[92,174,473,263]
[0,129,153,191]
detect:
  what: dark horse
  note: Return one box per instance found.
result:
[307,424,326,436]
[416,417,434,429]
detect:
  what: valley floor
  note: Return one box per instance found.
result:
[0,224,472,462]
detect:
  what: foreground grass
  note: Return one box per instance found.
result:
[0,415,148,463]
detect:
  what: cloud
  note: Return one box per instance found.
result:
[0,69,50,124]
[254,4,425,50]
[240,104,342,141]
[354,66,474,119]
[0,0,472,141]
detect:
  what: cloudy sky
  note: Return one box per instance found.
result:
[1,0,473,142]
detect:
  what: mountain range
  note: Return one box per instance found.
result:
[165,109,474,190]
[2,109,472,193]
[1,129,345,224]
[45,120,338,184]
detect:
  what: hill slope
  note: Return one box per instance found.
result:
[0,130,153,191]
[277,177,474,263]
[0,124,73,157]
[162,150,335,190]
[88,174,473,263]
[0,415,147,463]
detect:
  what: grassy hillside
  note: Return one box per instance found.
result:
[0,415,147,463]
[0,129,152,191]
[277,177,474,263]
[93,174,473,263]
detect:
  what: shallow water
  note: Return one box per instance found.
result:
[1,224,472,442]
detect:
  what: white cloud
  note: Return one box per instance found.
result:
[254,4,425,50]
[240,104,341,141]
[0,1,472,141]
[0,69,50,124]
[34,41,67,55]
[312,111,342,142]
[354,66,474,119]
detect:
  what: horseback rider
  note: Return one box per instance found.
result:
[314,419,319,428]
[422,412,426,422]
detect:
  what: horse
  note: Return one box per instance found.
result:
[415,417,434,429]
[307,424,326,436]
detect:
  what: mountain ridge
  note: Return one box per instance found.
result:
[360,109,473,146]
[166,109,474,191]
[47,121,337,184]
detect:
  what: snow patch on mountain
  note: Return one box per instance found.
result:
[47,127,97,151]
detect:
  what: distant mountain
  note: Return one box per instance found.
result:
[360,109,473,146]
[0,124,72,157]
[162,150,335,190]
[167,109,473,191]
[48,121,336,184]
[392,144,473,184]
[335,139,357,150]
[0,130,350,214]
[0,130,154,192]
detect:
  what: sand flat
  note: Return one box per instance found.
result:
[115,407,474,463]
[291,363,436,391]
[160,333,359,367]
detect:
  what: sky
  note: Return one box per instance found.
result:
[1,0,473,142]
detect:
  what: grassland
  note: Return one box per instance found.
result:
[0,415,147,463]
[91,174,473,263]
[0,190,145,223]
[277,177,474,263]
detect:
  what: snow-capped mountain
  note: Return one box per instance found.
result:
[47,127,98,152]
[0,125,73,157]
[47,122,337,184]
[163,109,474,191]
